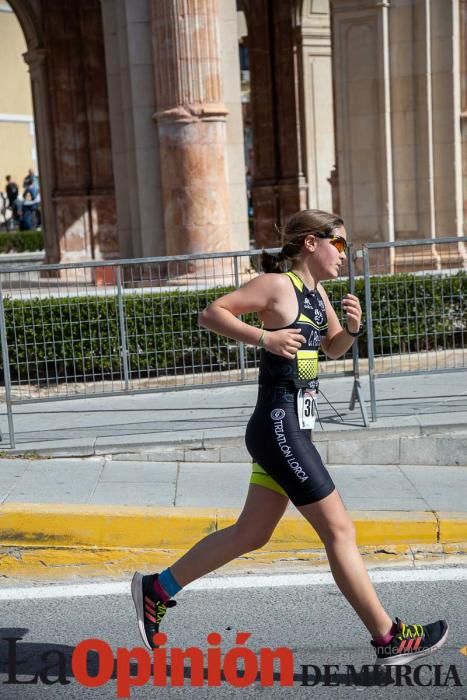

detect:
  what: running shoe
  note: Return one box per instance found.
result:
[131,572,176,650]
[372,617,448,665]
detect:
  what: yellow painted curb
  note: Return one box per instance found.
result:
[0,503,458,551]
[0,503,217,549]
[352,511,438,545]
[438,512,467,543]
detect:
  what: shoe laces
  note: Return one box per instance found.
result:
[155,599,176,624]
[397,620,424,640]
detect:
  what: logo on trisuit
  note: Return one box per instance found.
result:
[270,409,285,420]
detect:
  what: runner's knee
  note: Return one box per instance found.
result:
[319,514,356,546]
[232,521,273,552]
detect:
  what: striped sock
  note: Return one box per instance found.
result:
[373,621,397,646]
[154,568,182,602]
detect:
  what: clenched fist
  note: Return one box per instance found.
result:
[263,328,306,359]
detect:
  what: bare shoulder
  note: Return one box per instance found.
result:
[242,272,289,294]
[212,272,290,315]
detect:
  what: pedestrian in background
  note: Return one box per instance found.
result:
[5,175,18,208]
[22,168,39,198]
[20,188,40,230]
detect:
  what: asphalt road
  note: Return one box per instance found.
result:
[0,567,466,699]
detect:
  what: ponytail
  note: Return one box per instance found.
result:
[260,249,286,273]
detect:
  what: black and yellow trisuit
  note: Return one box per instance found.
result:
[245,270,336,505]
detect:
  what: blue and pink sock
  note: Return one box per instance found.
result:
[153,568,182,603]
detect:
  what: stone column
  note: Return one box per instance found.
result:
[150,0,232,256]
[459,0,467,234]
[300,0,335,213]
[332,0,465,268]
[218,0,249,252]
[23,48,60,264]
[332,0,393,247]
[101,0,165,259]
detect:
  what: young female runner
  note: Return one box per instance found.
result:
[132,209,448,665]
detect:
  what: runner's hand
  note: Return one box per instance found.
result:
[263,328,306,359]
[342,294,362,334]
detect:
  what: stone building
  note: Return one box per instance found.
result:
[0,1,37,196]
[7,0,467,265]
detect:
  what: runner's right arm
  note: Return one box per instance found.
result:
[199,275,305,359]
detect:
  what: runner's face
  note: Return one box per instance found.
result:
[304,226,347,280]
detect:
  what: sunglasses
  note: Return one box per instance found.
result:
[313,232,348,255]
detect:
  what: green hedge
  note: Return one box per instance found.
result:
[363,272,465,355]
[0,229,43,253]
[0,272,464,384]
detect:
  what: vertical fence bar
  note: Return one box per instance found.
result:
[116,265,130,391]
[362,246,377,421]
[0,280,15,447]
[233,255,246,381]
[348,245,369,426]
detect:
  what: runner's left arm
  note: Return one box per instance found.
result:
[318,284,362,359]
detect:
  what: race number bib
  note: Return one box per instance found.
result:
[297,388,318,430]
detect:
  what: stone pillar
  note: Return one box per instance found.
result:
[150,0,232,256]
[332,0,393,247]
[460,0,467,233]
[332,0,464,267]
[101,0,165,259]
[23,47,60,265]
[300,0,336,213]
[218,0,249,252]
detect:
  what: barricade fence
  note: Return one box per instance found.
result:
[0,239,464,446]
[0,248,356,448]
[361,237,466,420]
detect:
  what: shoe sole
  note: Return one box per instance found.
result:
[131,571,152,651]
[375,621,449,666]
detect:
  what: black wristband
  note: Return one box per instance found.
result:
[345,325,363,337]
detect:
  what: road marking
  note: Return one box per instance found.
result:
[0,567,466,601]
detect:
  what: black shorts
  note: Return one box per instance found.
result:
[245,386,335,506]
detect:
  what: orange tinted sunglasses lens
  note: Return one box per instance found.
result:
[330,236,347,254]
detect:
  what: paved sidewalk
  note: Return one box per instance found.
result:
[0,458,466,512]
[1,371,466,456]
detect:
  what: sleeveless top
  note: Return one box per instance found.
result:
[258,270,328,390]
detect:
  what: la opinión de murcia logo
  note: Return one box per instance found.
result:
[1,633,464,697]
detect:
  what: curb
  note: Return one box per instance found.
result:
[1,504,466,577]
[1,503,466,551]
[4,425,467,465]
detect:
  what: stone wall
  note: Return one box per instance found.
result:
[332,0,465,251]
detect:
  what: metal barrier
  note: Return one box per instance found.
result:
[0,248,359,448]
[361,237,467,420]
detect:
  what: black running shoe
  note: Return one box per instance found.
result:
[131,572,176,650]
[372,617,448,665]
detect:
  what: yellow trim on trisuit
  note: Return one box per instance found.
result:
[250,462,287,496]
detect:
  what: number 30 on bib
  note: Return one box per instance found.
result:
[297,389,317,430]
